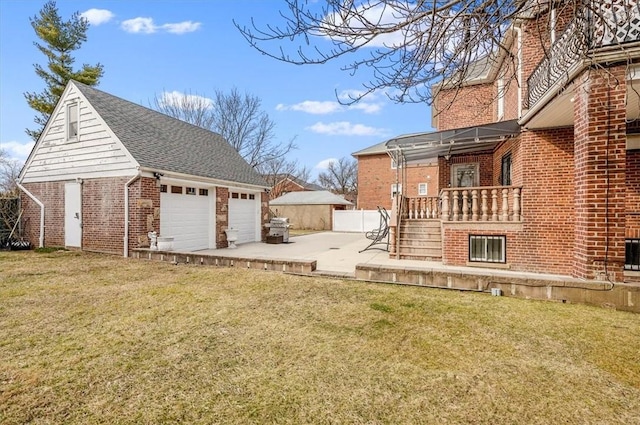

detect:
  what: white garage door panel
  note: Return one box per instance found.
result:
[229,196,259,244]
[161,192,212,251]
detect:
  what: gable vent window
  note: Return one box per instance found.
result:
[199,188,209,196]
[171,186,183,194]
[186,187,196,195]
[469,235,506,263]
[67,103,78,140]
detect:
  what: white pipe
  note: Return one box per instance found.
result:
[123,172,141,257]
[514,26,523,118]
[17,182,45,248]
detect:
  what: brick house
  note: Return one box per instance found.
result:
[18,81,270,255]
[355,1,640,284]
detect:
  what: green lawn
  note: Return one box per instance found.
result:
[1,251,639,424]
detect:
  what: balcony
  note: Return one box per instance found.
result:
[526,1,640,111]
[402,186,523,223]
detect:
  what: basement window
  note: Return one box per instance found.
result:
[199,188,209,196]
[186,187,196,195]
[171,185,183,194]
[625,239,640,270]
[469,235,506,263]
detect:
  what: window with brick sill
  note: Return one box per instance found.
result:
[469,235,506,263]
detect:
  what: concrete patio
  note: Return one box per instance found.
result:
[132,231,639,313]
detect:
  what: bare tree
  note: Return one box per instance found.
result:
[317,157,357,196]
[152,88,296,168]
[235,1,620,107]
[0,149,21,195]
[259,157,312,199]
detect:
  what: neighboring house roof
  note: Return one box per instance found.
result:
[352,141,388,157]
[270,190,353,206]
[272,174,323,191]
[73,81,268,188]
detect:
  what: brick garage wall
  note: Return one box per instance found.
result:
[626,149,640,238]
[357,153,438,210]
[82,177,129,255]
[442,128,576,275]
[433,83,495,131]
[20,181,65,248]
[126,177,160,255]
[216,187,229,248]
[261,191,269,241]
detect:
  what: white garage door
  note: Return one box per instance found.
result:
[160,185,213,251]
[228,191,259,244]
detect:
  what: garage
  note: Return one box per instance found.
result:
[160,184,214,251]
[228,191,260,244]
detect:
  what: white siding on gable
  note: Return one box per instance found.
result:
[21,84,138,183]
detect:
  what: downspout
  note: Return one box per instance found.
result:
[16,183,45,248]
[123,171,141,258]
[514,25,523,118]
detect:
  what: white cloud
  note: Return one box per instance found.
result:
[1,141,35,163]
[162,21,201,34]
[306,121,386,136]
[277,99,382,115]
[81,9,115,26]
[315,158,338,170]
[121,17,201,34]
[159,91,214,109]
[122,17,156,34]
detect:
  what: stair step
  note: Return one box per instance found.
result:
[399,232,441,240]
[398,254,442,261]
[397,246,442,256]
[399,239,442,248]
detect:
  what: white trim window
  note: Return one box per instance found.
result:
[497,78,505,121]
[418,182,428,196]
[391,183,402,199]
[67,103,78,140]
[469,235,506,263]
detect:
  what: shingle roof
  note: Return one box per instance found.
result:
[270,190,353,206]
[73,81,268,188]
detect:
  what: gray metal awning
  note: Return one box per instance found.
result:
[385,120,521,163]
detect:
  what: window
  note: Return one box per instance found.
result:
[186,187,196,195]
[451,163,479,187]
[625,239,640,270]
[249,194,255,200]
[241,193,247,199]
[171,185,182,194]
[199,188,209,196]
[418,183,428,196]
[391,158,402,169]
[160,184,167,193]
[391,183,402,199]
[501,153,512,186]
[231,192,239,199]
[469,235,506,263]
[67,103,78,140]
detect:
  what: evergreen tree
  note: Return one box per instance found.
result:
[24,1,103,140]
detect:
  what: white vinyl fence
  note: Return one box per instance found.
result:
[333,209,381,232]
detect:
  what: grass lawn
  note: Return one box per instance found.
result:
[1,251,639,424]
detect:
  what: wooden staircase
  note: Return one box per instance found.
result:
[394,219,442,261]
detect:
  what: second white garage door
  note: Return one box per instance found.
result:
[228,191,259,244]
[160,186,213,251]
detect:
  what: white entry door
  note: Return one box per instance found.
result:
[228,191,259,244]
[64,182,82,247]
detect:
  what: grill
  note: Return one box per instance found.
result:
[265,217,290,243]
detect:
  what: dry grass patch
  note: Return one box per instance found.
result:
[1,251,639,424]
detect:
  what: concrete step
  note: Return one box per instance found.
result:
[397,246,442,257]
[399,232,442,241]
[398,253,443,261]
[399,238,442,248]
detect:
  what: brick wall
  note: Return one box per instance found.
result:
[626,149,640,238]
[216,187,229,248]
[261,191,269,241]
[357,153,438,210]
[573,66,627,280]
[82,177,129,255]
[438,152,494,189]
[20,181,65,248]
[126,177,160,255]
[433,83,495,131]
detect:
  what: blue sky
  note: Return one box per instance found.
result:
[0,0,434,178]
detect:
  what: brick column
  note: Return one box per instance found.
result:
[573,66,627,281]
[216,187,229,248]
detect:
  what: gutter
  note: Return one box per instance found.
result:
[16,183,45,248]
[123,171,141,258]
